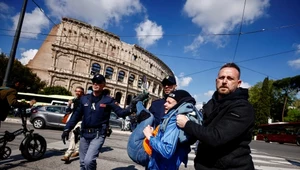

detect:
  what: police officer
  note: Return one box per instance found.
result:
[61,74,132,170]
[147,75,177,127]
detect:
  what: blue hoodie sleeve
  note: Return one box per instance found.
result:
[149,115,179,159]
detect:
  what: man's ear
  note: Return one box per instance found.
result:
[237,80,242,87]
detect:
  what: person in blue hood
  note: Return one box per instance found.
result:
[128,89,201,170]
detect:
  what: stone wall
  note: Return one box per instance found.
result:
[27,17,174,107]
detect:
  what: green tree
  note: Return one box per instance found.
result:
[39,86,72,95]
[273,75,300,121]
[0,53,46,92]
[249,78,272,127]
[284,109,300,122]
[293,99,300,109]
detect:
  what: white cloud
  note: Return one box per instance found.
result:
[0,2,12,19]
[241,81,251,88]
[294,43,300,54]
[176,73,192,88]
[195,102,204,110]
[184,35,205,52]
[183,0,270,52]
[45,0,143,28]
[193,94,204,110]
[135,19,164,48]
[19,49,38,65]
[204,90,214,97]
[11,8,49,38]
[0,2,10,12]
[288,58,300,69]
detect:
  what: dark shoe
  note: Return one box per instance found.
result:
[137,110,151,123]
[130,93,149,112]
[133,92,149,103]
[71,152,79,157]
[61,155,70,161]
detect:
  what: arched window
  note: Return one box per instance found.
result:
[158,86,162,95]
[105,67,114,79]
[90,63,101,75]
[152,83,156,93]
[138,77,142,88]
[126,95,133,106]
[128,74,135,85]
[132,55,137,61]
[115,92,122,104]
[118,71,125,82]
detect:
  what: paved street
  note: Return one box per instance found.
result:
[1,119,300,170]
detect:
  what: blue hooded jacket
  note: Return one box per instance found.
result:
[148,102,200,170]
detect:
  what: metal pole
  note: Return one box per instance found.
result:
[2,0,28,86]
[124,71,130,109]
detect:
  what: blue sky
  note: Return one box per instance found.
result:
[0,0,299,108]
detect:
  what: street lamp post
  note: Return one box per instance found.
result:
[2,0,28,86]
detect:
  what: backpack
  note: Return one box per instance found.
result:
[0,87,11,121]
[160,102,203,145]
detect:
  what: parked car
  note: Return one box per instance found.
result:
[30,106,123,129]
[30,105,68,129]
[109,112,123,129]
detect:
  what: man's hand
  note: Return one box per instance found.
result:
[68,100,73,106]
[176,114,189,128]
[143,125,154,140]
[29,99,36,107]
[61,129,70,144]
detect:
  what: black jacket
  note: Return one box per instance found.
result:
[184,88,255,170]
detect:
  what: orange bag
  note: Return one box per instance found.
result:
[143,125,160,156]
[62,113,71,124]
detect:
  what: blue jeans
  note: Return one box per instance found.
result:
[127,101,154,166]
[79,131,106,170]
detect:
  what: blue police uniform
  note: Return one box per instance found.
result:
[64,92,131,170]
[148,98,166,127]
[148,75,177,127]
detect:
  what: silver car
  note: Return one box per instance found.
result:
[30,105,123,130]
[30,105,67,129]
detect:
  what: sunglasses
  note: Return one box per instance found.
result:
[163,83,175,87]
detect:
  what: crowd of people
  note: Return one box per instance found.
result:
[0,62,255,170]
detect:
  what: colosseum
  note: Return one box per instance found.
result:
[27,17,174,108]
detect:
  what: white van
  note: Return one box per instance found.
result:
[50,100,69,106]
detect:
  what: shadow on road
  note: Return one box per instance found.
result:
[0,149,63,170]
[101,146,113,153]
[287,159,300,167]
[112,165,140,170]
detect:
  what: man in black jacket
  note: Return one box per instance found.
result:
[177,63,255,170]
